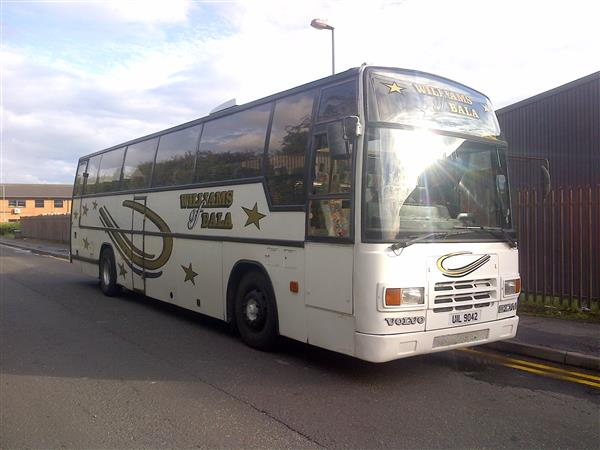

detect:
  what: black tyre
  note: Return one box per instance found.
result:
[99,247,120,297]
[234,271,278,350]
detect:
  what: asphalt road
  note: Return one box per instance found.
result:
[1,244,598,449]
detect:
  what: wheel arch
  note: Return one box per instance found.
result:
[226,260,278,331]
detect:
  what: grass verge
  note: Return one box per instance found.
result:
[519,294,600,323]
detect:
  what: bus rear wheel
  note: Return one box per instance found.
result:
[99,247,120,297]
[234,271,278,350]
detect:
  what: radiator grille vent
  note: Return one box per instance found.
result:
[433,279,496,313]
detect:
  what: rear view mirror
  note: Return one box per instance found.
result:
[343,116,362,139]
[506,153,551,197]
[496,174,507,194]
[541,164,551,197]
[327,122,350,160]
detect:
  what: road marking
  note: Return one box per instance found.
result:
[462,348,600,381]
[41,254,69,262]
[457,348,600,389]
[0,244,68,261]
[0,244,31,254]
[502,363,600,389]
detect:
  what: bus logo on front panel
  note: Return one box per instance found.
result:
[436,251,490,278]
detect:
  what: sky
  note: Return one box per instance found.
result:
[1,0,598,184]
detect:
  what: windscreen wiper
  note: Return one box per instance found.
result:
[453,225,517,248]
[389,230,471,252]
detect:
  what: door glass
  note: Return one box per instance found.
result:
[311,128,352,195]
[308,123,354,240]
[308,199,351,238]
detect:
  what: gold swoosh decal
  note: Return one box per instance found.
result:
[101,206,155,259]
[437,252,490,278]
[121,200,173,271]
[98,201,173,275]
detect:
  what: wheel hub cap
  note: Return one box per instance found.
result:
[245,299,259,322]
[102,263,111,285]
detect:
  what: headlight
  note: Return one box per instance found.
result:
[385,287,424,307]
[504,278,521,296]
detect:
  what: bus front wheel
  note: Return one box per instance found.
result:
[99,247,120,297]
[234,271,278,350]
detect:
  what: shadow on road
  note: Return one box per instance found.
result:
[2,257,438,387]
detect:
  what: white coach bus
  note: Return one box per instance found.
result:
[71,65,521,362]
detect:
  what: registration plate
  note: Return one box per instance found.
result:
[449,311,481,326]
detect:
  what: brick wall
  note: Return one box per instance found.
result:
[0,199,72,223]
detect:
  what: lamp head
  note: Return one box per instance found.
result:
[310,18,334,30]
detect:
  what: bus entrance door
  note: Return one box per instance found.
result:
[131,195,147,294]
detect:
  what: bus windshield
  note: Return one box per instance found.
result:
[363,127,512,242]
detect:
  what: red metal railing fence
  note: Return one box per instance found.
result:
[514,185,600,310]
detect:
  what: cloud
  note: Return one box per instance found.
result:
[105,0,192,24]
[2,44,203,184]
[2,0,598,184]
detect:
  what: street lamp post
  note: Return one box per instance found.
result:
[310,18,335,75]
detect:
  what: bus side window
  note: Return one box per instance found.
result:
[196,104,270,184]
[122,138,158,191]
[83,154,102,195]
[317,81,357,122]
[74,160,88,196]
[96,147,126,193]
[266,89,316,206]
[152,125,201,188]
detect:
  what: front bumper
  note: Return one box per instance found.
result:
[355,316,519,363]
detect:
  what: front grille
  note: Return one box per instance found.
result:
[432,279,496,313]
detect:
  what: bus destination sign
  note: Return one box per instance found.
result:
[370,70,500,138]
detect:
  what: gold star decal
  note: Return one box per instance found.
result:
[482,103,491,112]
[384,82,404,94]
[73,211,79,219]
[82,237,90,250]
[242,203,266,229]
[181,263,198,285]
[118,262,128,278]
[92,200,98,210]
[82,204,89,216]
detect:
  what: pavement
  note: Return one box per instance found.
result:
[1,235,598,372]
[0,236,70,259]
[487,315,600,371]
